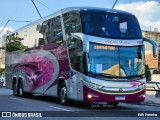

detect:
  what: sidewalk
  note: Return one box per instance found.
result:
[145,78,160,105]
[145,91,160,105]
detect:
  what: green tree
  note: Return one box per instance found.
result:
[0,68,5,75]
[145,65,151,82]
[6,36,27,52]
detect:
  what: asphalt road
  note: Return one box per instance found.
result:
[0,87,160,120]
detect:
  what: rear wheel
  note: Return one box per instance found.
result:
[25,92,33,98]
[13,83,18,96]
[58,83,68,105]
[18,81,33,97]
[18,82,25,97]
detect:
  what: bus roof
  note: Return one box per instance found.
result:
[61,6,133,15]
[6,7,134,36]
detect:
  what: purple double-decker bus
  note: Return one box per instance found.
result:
[5,7,157,106]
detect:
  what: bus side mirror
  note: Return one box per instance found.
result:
[71,33,89,52]
[143,37,158,58]
[71,33,83,40]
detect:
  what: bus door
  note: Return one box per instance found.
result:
[69,69,84,101]
[76,71,84,101]
[69,72,78,100]
[68,39,84,100]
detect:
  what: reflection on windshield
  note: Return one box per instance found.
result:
[88,43,145,77]
[81,11,142,39]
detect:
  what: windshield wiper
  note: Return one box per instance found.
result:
[88,72,101,76]
[87,72,102,78]
[88,72,118,77]
[127,74,145,79]
[100,73,118,77]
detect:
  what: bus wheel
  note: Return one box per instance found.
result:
[107,102,119,107]
[28,93,33,97]
[58,83,68,105]
[13,84,18,96]
[18,82,25,97]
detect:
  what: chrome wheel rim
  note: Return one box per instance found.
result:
[14,85,17,95]
[19,85,23,96]
[60,87,67,104]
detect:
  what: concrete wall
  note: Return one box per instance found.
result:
[151,74,160,82]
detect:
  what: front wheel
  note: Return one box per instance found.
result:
[58,83,68,105]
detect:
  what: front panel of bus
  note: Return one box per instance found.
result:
[64,9,146,103]
[80,9,146,103]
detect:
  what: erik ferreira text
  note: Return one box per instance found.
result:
[138,113,158,117]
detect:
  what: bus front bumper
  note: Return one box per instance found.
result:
[83,85,145,103]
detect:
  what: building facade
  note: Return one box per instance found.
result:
[0,35,5,85]
[142,30,160,70]
[0,35,5,69]
[1,30,160,71]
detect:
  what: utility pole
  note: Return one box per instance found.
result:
[112,0,118,9]
[0,20,10,35]
[0,20,31,35]
[0,20,31,50]
[31,0,42,18]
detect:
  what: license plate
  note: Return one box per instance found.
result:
[115,96,125,100]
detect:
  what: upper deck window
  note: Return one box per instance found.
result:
[81,10,142,39]
[63,11,81,39]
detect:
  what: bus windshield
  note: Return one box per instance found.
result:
[81,10,142,39]
[88,43,145,78]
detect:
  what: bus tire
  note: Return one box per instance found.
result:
[13,83,18,96]
[25,92,33,98]
[18,81,25,97]
[58,82,68,105]
[107,102,119,107]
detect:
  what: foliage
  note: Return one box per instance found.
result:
[0,68,5,75]
[145,65,151,82]
[6,36,27,52]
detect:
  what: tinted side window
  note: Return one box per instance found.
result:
[68,39,84,72]
[39,16,63,45]
[63,11,81,38]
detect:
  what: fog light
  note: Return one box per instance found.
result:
[87,94,93,99]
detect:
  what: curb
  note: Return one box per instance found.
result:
[137,100,160,107]
[0,86,7,89]
[142,101,160,105]
[129,100,160,107]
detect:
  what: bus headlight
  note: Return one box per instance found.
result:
[142,84,146,89]
[138,85,142,90]
[138,84,146,90]
[83,80,102,90]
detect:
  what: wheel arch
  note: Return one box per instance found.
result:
[18,77,23,86]
[57,78,65,92]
